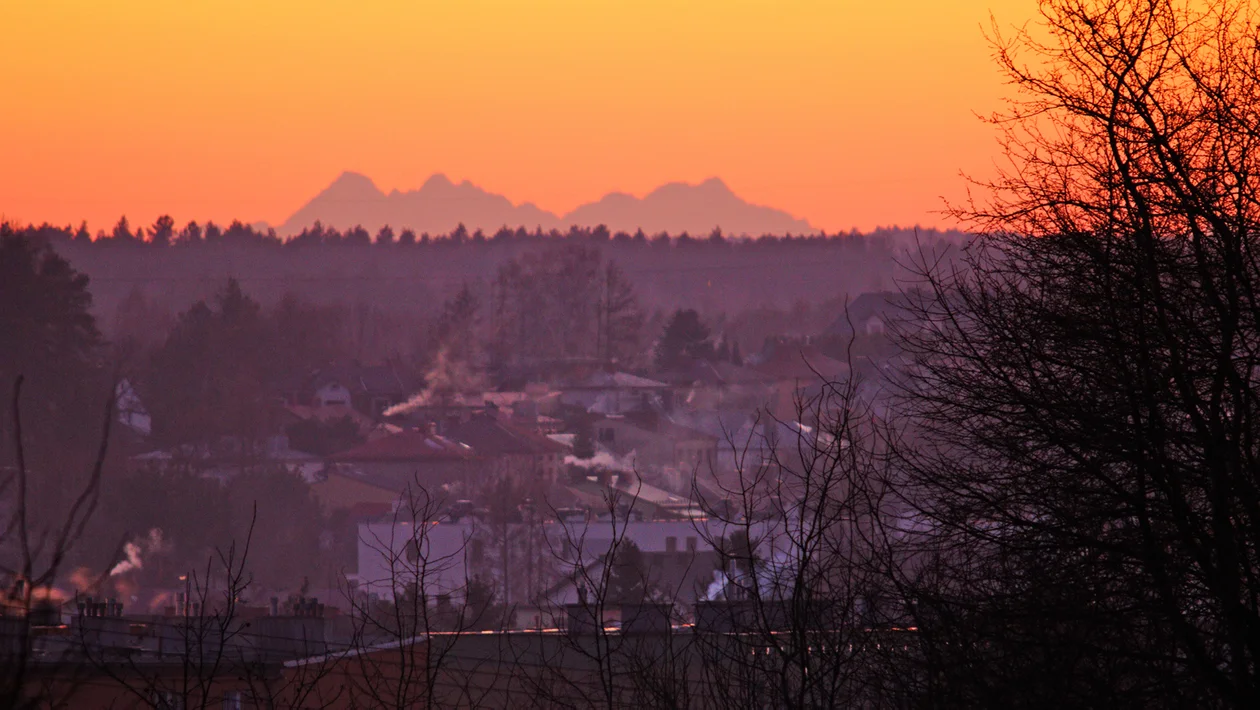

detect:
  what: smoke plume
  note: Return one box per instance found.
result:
[109,528,167,576]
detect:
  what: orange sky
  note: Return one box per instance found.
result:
[0,1,1036,233]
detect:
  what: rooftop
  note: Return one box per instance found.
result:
[330,429,476,462]
[442,416,569,456]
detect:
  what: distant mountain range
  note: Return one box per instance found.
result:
[274,172,817,237]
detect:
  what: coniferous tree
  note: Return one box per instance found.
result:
[654,309,713,370]
[0,228,109,524]
[149,215,175,247]
[374,224,396,246]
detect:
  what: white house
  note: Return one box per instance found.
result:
[356,516,772,609]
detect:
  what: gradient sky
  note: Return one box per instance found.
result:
[0,1,1037,233]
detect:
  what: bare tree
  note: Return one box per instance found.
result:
[0,376,116,710]
[685,365,912,710]
[493,360,912,710]
[893,0,1260,706]
[596,261,645,365]
[77,507,346,710]
[505,482,686,709]
[349,484,503,709]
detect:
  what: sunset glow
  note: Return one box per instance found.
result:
[1,1,1036,232]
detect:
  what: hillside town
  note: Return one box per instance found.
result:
[2,223,916,707]
[9,0,1260,706]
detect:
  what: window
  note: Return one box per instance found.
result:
[687,536,698,554]
[665,536,677,554]
[471,539,485,564]
[599,428,615,443]
[223,691,243,710]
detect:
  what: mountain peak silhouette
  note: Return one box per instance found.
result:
[278,173,815,237]
[699,176,731,191]
[420,173,454,190]
[328,171,381,195]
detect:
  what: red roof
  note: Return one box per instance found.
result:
[443,417,570,457]
[330,430,477,462]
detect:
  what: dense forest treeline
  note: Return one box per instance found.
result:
[2,218,963,342]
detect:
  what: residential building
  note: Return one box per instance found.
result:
[439,413,569,485]
[275,360,415,418]
[320,427,482,506]
[558,371,672,414]
[593,411,718,473]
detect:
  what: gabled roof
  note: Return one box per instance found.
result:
[616,411,719,444]
[311,361,409,396]
[442,417,569,457]
[284,403,376,430]
[563,371,670,390]
[329,429,476,462]
[273,360,412,399]
[822,291,913,337]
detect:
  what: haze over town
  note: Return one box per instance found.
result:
[6,1,1260,709]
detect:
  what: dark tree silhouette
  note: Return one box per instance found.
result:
[596,261,644,364]
[1,377,117,710]
[149,215,175,247]
[654,309,713,370]
[109,216,135,244]
[145,279,272,450]
[374,224,396,246]
[604,539,649,605]
[0,229,110,524]
[896,0,1260,706]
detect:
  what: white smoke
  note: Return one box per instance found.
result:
[109,528,166,576]
[384,345,486,417]
[565,450,636,473]
[702,569,729,601]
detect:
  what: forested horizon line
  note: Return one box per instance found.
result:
[2,218,964,352]
[1,216,967,249]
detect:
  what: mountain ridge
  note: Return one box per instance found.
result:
[275,171,817,237]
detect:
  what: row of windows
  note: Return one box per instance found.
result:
[664,536,699,554]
